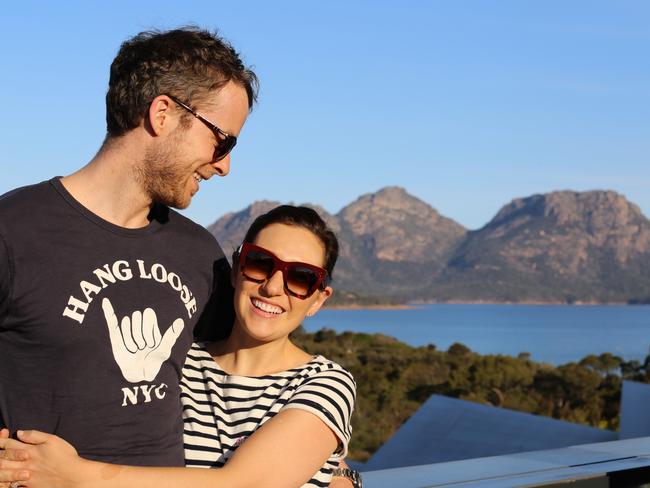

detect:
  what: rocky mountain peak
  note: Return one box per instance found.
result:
[493,190,646,229]
[543,190,645,230]
[447,190,650,301]
[341,186,438,218]
[337,187,466,262]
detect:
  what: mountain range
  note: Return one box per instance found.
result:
[207,187,650,304]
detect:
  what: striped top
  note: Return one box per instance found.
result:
[181,342,356,487]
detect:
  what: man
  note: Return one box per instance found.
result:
[0,27,257,467]
[0,27,359,488]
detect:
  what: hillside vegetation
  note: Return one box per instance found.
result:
[291,327,650,461]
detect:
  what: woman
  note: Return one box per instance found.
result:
[0,205,359,488]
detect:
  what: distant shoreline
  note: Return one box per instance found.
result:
[429,300,633,306]
[326,304,416,310]
[325,300,648,310]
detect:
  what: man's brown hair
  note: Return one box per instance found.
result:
[106,27,258,137]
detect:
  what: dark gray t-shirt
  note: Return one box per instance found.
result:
[0,178,232,466]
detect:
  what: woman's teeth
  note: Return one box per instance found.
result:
[252,298,283,314]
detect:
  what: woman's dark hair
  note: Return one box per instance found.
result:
[240,205,339,278]
[106,27,259,137]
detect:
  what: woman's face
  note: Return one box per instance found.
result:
[232,223,332,344]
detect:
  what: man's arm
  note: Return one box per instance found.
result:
[0,409,338,488]
[0,234,12,329]
[193,256,234,342]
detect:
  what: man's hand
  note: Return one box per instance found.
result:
[330,474,354,488]
[102,298,184,383]
[0,430,85,488]
[0,429,12,488]
[0,429,31,487]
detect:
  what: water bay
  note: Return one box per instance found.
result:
[303,304,650,365]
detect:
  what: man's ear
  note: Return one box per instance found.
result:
[147,95,175,136]
[306,286,333,317]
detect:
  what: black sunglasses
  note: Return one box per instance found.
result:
[237,243,330,299]
[166,94,237,161]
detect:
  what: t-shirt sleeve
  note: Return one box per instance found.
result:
[282,362,356,459]
[0,234,12,327]
[193,255,235,342]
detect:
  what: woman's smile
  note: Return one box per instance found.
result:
[250,297,284,316]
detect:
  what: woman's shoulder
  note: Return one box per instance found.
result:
[284,355,357,452]
[303,356,356,389]
[307,354,351,372]
[183,341,226,376]
[187,341,213,359]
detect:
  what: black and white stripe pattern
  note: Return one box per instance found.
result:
[181,342,356,487]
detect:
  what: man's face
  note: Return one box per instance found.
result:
[139,81,250,209]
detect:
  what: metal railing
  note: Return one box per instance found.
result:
[361,437,650,487]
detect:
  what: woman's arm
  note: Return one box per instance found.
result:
[0,408,338,488]
[219,408,339,486]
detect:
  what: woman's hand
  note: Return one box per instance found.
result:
[0,430,86,488]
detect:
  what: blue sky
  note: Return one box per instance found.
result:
[1,1,648,230]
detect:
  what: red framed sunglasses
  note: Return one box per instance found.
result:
[237,243,330,299]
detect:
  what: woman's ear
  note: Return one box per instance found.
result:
[306,286,333,317]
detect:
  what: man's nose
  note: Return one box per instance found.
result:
[212,153,231,176]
